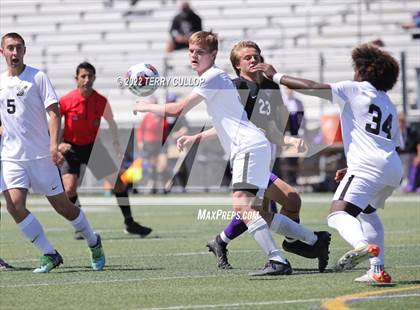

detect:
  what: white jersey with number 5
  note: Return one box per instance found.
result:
[330,80,403,187]
[0,65,58,161]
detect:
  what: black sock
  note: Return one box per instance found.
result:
[216,234,227,246]
[114,190,133,224]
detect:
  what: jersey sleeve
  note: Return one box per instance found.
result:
[59,97,66,115]
[35,71,59,109]
[329,81,359,109]
[192,71,218,101]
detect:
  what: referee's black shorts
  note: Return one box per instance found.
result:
[60,140,118,180]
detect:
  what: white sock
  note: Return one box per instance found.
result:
[19,213,55,255]
[247,216,286,264]
[71,209,97,247]
[358,212,384,267]
[270,214,317,245]
[219,231,231,244]
[327,211,368,249]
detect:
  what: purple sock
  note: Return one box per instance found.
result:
[406,165,418,192]
[223,216,248,241]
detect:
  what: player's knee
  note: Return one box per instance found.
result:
[287,191,301,212]
[232,191,251,213]
[6,202,21,217]
[62,175,77,193]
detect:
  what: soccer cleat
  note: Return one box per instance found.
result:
[313,231,331,272]
[206,239,232,269]
[33,251,63,273]
[124,221,152,238]
[249,259,292,276]
[0,258,13,270]
[335,244,380,272]
[354,270,392,283]
[282,231,331,272]
[89,234,106,271]
[282,239,318,259]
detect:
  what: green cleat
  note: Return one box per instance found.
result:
[33,251,63,273]
[90,234,105,271]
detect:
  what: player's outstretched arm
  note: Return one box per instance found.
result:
[251,63,332,101]
[177,127,217,151]
[133,92,203,117]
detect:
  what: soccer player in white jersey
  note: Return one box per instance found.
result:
[0,32,105,273]
[251,43,402,283]
[134,31,323,276]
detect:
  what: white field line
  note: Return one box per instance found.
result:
[134,293,420,310]
[133,298,324,310]
[1,194,418,207]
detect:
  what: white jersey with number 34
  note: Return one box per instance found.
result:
[330,80,403,187]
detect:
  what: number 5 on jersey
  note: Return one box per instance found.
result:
[7,99,16,114]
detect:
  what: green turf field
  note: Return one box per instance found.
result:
[1,193,419,310]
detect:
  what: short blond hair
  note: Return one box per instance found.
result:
[189,31,218,52]
[230,40,262,76]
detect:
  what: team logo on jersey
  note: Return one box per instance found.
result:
[16,84,28,96]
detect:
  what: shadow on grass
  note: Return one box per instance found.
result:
[390,280,420,285]
[293,268,325,274]
[103,235,183,241]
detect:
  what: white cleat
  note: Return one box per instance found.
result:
[354,270,392,283]
[335,244,380,272]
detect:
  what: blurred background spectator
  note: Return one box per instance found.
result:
[398,112,420,192]
[166,2,202,52]
[136,96,169,193]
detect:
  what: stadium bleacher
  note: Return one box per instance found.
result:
[1,0,419,125]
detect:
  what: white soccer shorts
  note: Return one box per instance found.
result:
[231,143,271,199]
[1,157,64,196]
[333,173,396,210]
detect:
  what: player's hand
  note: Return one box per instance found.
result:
[250,63,277,80]
[58,142,72,154]
[177,134,197,151]
[50,147,65,167]
[335,168,347,183]
[284,136,308,154]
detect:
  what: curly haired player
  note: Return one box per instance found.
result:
[252,43,402,283]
